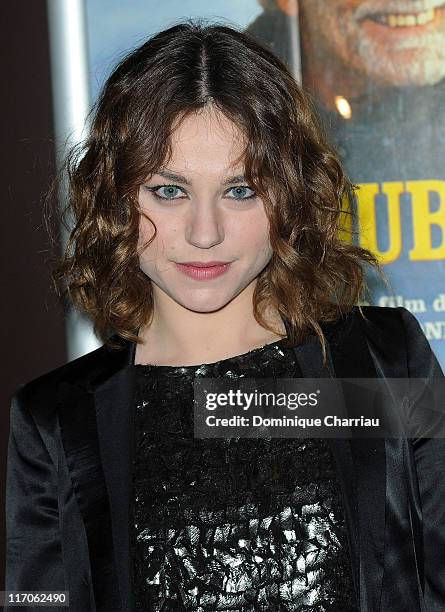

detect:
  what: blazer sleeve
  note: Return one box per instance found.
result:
[5,384,66,608]
[399,307,445,612]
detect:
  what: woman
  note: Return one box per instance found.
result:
[5,19,445,612]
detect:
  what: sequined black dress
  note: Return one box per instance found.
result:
[130,338,358,612]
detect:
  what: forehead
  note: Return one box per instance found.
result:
[171,107,244,145]
[166,108,247,175]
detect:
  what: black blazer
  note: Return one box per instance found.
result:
[5,306,445,612]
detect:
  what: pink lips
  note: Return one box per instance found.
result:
[174,261,232,280]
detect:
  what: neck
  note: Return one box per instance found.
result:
[134,283,287,366]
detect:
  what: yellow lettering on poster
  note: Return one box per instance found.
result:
[355,182,403,265]
[337,180,445,263]
[408,180,445,260]
[338,192,353,244]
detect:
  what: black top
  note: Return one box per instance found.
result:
[130,338,358,611]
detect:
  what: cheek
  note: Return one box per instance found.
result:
[138,213,174,252]
[138,213,155,247]
[238,215,272,257]
[256,236,273,261]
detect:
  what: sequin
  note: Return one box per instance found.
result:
[130,338,358,611]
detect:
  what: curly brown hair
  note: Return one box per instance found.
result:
[46,18,384,364]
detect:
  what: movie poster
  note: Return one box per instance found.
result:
[247,0,445,367]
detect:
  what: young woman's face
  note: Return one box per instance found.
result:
[137,107,273,313]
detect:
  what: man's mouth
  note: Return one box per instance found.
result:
[366,5,445,27]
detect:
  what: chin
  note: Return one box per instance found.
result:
[178,299,232,314]
[170,289,234,313]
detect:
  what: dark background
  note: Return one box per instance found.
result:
[1,0,68,592]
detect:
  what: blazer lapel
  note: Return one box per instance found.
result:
[94,364,136,612]
[293,311,386,612]
[57,337,137,612]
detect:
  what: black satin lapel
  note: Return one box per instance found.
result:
[58,380,121,612]
[361,307,425,611]
[94,364,136,612]
[57,335,137,612]
[334,312,388,612]
[292,311,386,611]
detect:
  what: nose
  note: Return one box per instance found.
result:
[184,200,225,249]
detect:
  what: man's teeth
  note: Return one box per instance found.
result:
[372,8,436,26]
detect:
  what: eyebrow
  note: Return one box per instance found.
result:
[155,170,247,186]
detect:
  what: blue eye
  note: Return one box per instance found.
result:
[144,183,256,202]
[227,186,256,200]
[146,184,185,200]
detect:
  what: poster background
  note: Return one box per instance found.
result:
[86,0,263,100]
[247,1,445,367]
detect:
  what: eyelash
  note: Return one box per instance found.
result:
[144,184,257,202]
